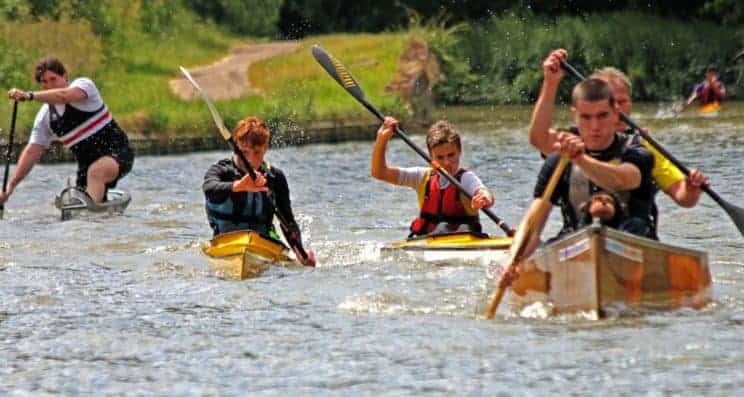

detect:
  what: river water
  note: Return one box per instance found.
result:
[1,103,743,395]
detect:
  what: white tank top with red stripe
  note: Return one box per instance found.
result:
[29,77,106,148]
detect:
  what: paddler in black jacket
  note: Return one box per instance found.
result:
[202,116,316,267]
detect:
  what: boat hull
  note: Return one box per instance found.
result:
[508,225,712,318]
[202,230,295,280]
[381,232,512,265]
[54,185,131,221]
[699,102,721,116]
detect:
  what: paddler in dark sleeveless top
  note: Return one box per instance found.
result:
[529,49,708,238]
[202,116,316,267]
[525,78,656,251]
[500,78,656,288]
[2,57,134,205]
[371,117,495,237]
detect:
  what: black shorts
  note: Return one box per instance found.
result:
[74,123,135,189]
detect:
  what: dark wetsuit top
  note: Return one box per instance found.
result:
[534,132,656,239]
[203,158,302,242]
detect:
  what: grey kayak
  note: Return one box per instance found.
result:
[54,185,131,221]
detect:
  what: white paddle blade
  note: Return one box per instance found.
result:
[178,66,232,141]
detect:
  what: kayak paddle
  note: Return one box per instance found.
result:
[311,44,516,237]
[1,100,18,220]
[179,66,309,260]
[561,60,744,238]
[733,49,744,63]
[485,154,569,319]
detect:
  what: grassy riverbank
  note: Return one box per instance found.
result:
[248,33,406,122]
[0,7,247,139]
[0,23,405,141]
[1,3,742,142]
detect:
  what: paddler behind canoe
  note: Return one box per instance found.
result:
[1,56,134,206]
[202,116,316,267]
[371,117,495,237]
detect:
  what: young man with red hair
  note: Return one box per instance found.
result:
[203,116,315,266]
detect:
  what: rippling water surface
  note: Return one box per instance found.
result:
[1,103,743,395]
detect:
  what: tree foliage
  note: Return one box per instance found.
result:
[276,0,741,37]
[184,0,283,36]
[430,11,744,105]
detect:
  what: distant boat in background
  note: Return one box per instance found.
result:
[699,101,722,117]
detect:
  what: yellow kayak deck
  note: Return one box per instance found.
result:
[382,231,513,264]
[385,231,512,250]
[203,230,295,280]
[699,102,721,115]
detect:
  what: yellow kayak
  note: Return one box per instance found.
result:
[381,231,513,264]
[699,102,721,116]
[203,230,295,280]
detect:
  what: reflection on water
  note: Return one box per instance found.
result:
[1,102,743,395]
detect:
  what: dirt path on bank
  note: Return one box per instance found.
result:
[169,41,300,101]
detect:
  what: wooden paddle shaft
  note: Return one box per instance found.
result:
[485,155,569,319]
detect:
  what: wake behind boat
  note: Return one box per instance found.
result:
[382,231,512,265]
[507,225,712,319]
[54,183,131,221]
[202,230,298,280]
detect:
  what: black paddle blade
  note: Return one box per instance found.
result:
[311,44,366,102]
[721,199,744,237]
[1,100,19,220]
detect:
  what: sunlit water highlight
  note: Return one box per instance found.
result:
[1,103,743,395]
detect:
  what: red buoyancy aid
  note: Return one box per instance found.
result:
[409,168,481,237]
[700,84,723,106]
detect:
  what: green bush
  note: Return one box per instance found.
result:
[0,41,35,89]
[431,11,744,104]
[184,0,282,37]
